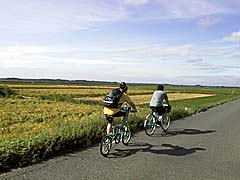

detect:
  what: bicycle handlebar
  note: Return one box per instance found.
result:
[122,106,137,113]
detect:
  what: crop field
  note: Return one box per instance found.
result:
[0,82,240,170]
[0,98,103,140]
[78,93,215,104]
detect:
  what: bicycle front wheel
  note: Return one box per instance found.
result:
[100,135,112,157]
[122,127,131,145]
[161,114,170,132]
[144,113,156,136]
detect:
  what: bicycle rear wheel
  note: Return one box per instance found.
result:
[160,114,170,132]
[100,135,112,157]
[144,113,156,136]
[122,127,131,145]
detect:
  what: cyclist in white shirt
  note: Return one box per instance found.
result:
[149,85,171,123]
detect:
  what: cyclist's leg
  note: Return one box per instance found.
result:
[150,106,161,114]
[113,109,128,127]
[120,109,128,125]
[158,105,166,116]
[105,115,114,134]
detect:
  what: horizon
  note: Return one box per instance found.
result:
[1,77,239,88]
[0,1,240,86]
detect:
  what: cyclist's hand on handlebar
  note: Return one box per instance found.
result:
[131,108,138,113]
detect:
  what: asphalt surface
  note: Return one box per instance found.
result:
[1,99,240,180]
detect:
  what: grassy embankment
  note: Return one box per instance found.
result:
[0,84,240,171]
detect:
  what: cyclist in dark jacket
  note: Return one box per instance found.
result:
[104,82,138,134]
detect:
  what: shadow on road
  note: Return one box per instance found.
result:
[109,142,206,158]
[157,128,217,137]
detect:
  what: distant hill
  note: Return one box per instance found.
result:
[0,77,238,88]
[0,78,118,85]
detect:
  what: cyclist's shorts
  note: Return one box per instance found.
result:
[105,108,127,123]
[150,106,166,116]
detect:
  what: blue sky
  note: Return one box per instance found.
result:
[0,0,240,86]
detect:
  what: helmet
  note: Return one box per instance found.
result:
[119,82,128,91]
[157,84,164,90]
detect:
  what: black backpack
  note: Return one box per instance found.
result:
[103,88,122,108]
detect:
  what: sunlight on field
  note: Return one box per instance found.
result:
[79,93,215,104]
[131,93,215,104]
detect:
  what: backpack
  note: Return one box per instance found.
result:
[103,88,122,108]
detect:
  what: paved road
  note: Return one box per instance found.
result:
[1,100,240,180]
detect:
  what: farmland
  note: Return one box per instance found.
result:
[1,82,240,170]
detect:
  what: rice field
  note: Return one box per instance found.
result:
[13,86,154,98]
[0,82,240,169]
[77,93,215,104]
[1,83,217,140]
[0,98,103,140]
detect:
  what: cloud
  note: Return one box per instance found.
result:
[0,1,127,34]
[186,58,222,72]
[0,45,144,68]
[151,0,231,20]
[175,75,240,86]
[1,0,238,35]
[119,44,192,56]
[122,0,149,6]
[117,43,236,58]
[223,30,240,42]
[197,17,223,28]
[186,58,240,73]
[0,46,55,57]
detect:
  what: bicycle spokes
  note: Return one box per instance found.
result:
[122,127,131,145]
[160,115,171,132]
[144,113,156,136]
[100,135,112,157]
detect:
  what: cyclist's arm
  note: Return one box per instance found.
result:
[128,100,138,112]
[123,94,138,112]
[165,93,170,106]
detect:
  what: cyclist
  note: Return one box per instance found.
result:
[149,84,171,124]
[103,82,138,134]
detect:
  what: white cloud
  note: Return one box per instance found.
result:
[197,17,222,28]
[0,45,144,68]
[223,30,240,42]
[175,75,240,86]
[0,1,127,34]
[0,0,238,35]
[152,0,231,19]
[186,58,240,73]
[122,0,149,6]
[0,46,54,57]
[119,44,192,56]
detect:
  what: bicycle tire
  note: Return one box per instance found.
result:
[144,113,156,136]
[122,127,131,145]
[160,114,170,132]
[100,135,112,157]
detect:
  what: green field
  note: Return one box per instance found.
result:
[1,83,240,170]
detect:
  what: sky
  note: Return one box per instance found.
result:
[0,0,240,86]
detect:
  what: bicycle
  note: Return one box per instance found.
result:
[144,104,171,136]
[100,106,133,157]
